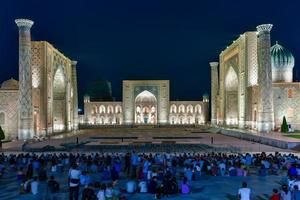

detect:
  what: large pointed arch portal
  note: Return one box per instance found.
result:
[225,66,239,126]
[135,90,157,124]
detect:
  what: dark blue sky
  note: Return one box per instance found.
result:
[1,0,300,108]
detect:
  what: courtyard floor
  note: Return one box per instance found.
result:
[2,127,293,153]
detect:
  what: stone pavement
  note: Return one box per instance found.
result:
[14,127,291,153]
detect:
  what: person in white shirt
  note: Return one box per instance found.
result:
[126,177,137,193]
[138,180,148,193]
[97,183,106,200]
[30,176,39,195]
[69,163,81,200]
[238,182,251,200]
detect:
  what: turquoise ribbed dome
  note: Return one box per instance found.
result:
[203,93,209,98]
[271,42,294,70]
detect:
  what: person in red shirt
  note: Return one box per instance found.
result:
[269,188,280,200]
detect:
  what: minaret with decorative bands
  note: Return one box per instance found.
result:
[256,24,274,132]
[15,19,34,139]
[71,61,79,130]
[210,62,219,126]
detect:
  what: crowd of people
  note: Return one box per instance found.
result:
[0,151,300,199]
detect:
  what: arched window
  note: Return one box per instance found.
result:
[107,105,114,114]
[179,105,185,113]
[99,105,106,114]
[115,105,122,113]
[195,105,201,114]
[187,105,193,113]
[0,112,4,125]
[170,104,177,113]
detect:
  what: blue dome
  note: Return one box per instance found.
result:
[271,42,294,70]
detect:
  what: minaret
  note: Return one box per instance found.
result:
[71,61,79,130]
[210,62,219,126]
[256,24,274,132]
[15,19,34,139]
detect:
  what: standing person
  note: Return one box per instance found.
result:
[124,153,131,177]
[238,182,251,200]
[69,163,81,200]
[269,189,280,200]
[292,185,300,200]
[48,175,60,200]
[82,183,96,200]
[97,183,106,200]
[280,184,292,200]
[131,151,139,178]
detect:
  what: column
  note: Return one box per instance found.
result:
[210,62,219,126]
[71,61,79,130]
[256,24,274,132]
[15,19,34,139]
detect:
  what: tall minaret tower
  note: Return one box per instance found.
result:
[256,24,274,132]
[210,62,219,126]
[15,19,34,139]
[71,61,79,130]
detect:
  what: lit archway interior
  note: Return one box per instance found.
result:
[135,90,157,124]
[225,66,239,125]
[53,67,66,132]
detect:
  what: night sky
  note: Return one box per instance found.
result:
[1,1,300,109]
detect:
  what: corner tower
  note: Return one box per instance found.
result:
[15,19,34,139]
[210,62,219,126]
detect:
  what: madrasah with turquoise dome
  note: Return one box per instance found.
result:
[211,24,300,132]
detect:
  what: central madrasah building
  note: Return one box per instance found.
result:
[210,24,300,132]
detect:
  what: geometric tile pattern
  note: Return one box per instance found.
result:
[256,24,274,132]
[15,19,34,139]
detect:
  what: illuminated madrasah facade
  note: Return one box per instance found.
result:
[211,24,300,132]
[0,19,78,139]
[81,80,209,125]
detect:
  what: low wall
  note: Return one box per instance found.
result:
[210,128,300,149]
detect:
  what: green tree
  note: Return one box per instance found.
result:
[0,126,4,149]
[281,116,289,133]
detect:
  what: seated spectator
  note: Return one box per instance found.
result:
[229,165,237,176]
[126,177,137,194]
[30,176,39,195]
[82,183,96,200]
[269,188,279,200]
[138,180,148,193]
[238,182,251,200]
[259,165,267,176]
[148,176,158,194]
[105,183,113,199]
[17,167,25,185]
[48,175,60,193]
[38,167,47,181]
[293,185,300,200]
[181,177,190,194]
[97,183,106,200]
[80,171,91,186]
[280,184,291,200]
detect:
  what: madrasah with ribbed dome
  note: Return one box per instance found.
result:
[210,24,300,132]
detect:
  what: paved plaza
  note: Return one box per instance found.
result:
[3,127,291,153]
